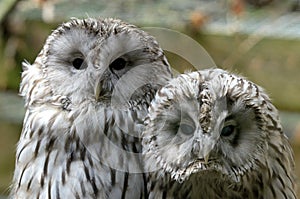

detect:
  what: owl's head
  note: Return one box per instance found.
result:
[143,69,287,183]
[20,18,171,108]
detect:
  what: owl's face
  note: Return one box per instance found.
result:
[143,69,281,182]
[21,18,171,108]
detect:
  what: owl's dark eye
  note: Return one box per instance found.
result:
[72,58,84,69]
[179,123,195,135]
[221,125,235,137]
[110,58,127,71]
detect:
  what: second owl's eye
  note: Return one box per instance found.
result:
[179,123,195,135]
[221,118,238,137]
[110,58,127,71]
[221,125,235,137]
[72,58,84,69]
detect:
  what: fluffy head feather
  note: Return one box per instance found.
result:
[20,17,171,108]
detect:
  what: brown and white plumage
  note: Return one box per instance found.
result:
[11,17,172,198]
[142,69,296,199]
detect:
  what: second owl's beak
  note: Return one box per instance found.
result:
[204,153,209,164]
[191,136,215,164]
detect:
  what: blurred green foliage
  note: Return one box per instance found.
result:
[0,0,299,111]
[1,19,300,111]
[0,20,59,90]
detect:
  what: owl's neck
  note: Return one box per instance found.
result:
[69,102,149,173]
[156,163,296,199]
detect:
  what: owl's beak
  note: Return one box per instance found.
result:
[95,81,101,101]
[191,136,215,164]
[204,153,209,164]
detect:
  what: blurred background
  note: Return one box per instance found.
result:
[0,0,300,197]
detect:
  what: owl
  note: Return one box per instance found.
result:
[142,69,296,199]
[11,17,172,198]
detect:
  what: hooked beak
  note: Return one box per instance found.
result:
[94,81,101,102]
[204,153,209,164]
[191,136,216,164]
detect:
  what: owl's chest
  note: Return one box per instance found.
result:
[188,174,242,199]
[14,107,147,198]
[164,171,257,199]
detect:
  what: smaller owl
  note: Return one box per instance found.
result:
[142,69,296,199]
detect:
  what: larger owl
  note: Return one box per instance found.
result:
[11,18,172,198]
[142,69,296,198]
